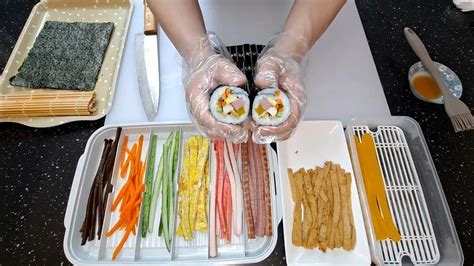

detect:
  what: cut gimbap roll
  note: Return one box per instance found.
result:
[210,86,250,124]
[252,88,290,126]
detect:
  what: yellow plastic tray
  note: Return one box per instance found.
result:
[0,0,133,127]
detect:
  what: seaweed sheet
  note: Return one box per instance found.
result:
[10,21,114,91]
[227,44,264,101]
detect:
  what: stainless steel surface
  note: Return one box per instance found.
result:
[404,27,473,132]
[135,32,160,121]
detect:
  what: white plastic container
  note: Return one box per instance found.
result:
[64,123,282,265]
[65,118,463,265]
[345,117,464,265]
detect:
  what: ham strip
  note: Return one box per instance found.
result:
[260,145,273,236]
[231,98,244,110]
[247,139,259,231]
[241,142,255,239]
[252,141,266,237]
[260,97,273,110]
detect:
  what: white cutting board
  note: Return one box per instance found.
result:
[105,0,390,126]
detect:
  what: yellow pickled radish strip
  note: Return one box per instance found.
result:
[354,133,401,242]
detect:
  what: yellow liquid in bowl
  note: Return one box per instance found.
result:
[412,74,442,100]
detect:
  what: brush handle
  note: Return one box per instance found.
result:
[403,27,454,100]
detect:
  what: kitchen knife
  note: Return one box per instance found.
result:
[135,1,160,121]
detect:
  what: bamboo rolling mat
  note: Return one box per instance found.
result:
[0,91,96,118]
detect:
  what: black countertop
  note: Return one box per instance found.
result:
[0,0,472,265]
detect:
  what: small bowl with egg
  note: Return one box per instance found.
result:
[408,61,463,104]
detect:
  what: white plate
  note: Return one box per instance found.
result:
[277,121,371,265]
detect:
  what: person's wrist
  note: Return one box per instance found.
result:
[182,36,216,69]
[271,32,308,63]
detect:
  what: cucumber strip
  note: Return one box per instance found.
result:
[158,215,163,236]
[170,130,181,239]
[167,132,177,236]
[141,134,157,237]
[148,143,165,233]
[172,131,181,180]
[162,141,171,251]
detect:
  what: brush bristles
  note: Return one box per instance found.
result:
[450,114,474,132]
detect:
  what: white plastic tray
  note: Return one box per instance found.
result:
[345,117,463,266]
[277,121,371,265]
[64,122,282,265]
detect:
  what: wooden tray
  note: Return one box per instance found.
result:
[0,0,133,127]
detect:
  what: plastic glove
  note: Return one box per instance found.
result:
[183,32,249,143]
[252,32,309,144]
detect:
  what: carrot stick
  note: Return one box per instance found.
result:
[112,183,129,211]
[120,184,144,212]
[120,143,134,177]
[126,147,136,178]
[106,218,126,237]
[136,135,144,160]
[111,212,139,260]
[108,135,146,260]
[112,229,131,260]
[140,160,146,180]
[133,199,142,209]
[120,158,130,178]
[119,135,129,167]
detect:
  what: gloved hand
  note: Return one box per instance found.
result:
[252,32,309,144]
[183,32,249,143]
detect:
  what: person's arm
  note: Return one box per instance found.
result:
[252,0,346,143]
[276,0,346,59]
[146,0,212,66]
[146,0,248,143]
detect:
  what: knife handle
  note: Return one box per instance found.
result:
[144,0,157,35]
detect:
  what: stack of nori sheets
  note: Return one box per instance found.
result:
[10,21,114,91]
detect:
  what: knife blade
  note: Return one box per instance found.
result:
[135,1,160,121]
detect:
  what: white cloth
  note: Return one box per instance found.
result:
[454,0,474,11]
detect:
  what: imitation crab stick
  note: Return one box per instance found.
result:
[225,140,243,236]
[215,141,226,237]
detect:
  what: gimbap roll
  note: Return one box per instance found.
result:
[210,86,250,124]
[252,88,290,126]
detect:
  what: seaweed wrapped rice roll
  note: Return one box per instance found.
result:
[252,88,290,126]
[210,86,250,124]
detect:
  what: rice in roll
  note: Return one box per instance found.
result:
[210,86,250,124]
[252,88,290,126]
